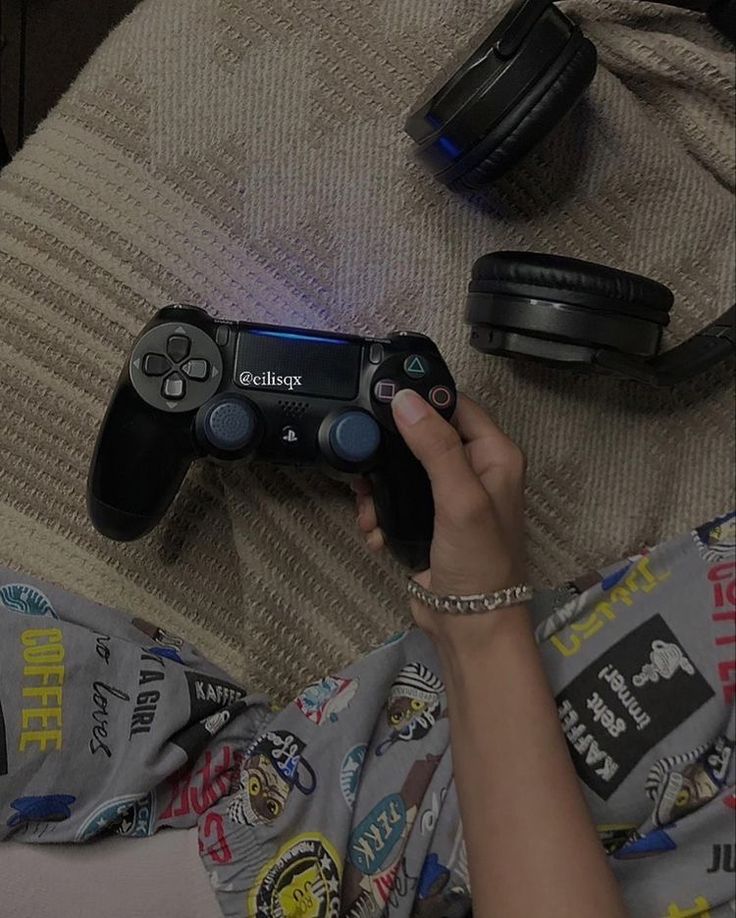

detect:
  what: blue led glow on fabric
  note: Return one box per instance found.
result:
[250,329,348,345]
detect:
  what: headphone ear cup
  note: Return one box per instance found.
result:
[466,251,674,371]
[455,37,597,190]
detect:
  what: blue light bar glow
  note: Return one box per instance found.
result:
[250,329,349,345]
[437,135,462,159]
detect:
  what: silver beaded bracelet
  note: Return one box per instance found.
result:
[406,579,534,615]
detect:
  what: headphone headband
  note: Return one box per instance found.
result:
[647,306,736,385]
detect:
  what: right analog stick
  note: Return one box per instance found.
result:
[328,411,381,464]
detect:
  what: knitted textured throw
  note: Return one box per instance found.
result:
[0,0,733,702]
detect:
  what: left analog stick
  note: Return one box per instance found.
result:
[199,397,258,452]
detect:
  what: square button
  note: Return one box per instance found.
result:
[373,379,398,403]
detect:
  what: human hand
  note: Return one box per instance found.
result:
[353,390,528,648]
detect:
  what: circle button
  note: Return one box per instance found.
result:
[202,398,257,451]
[329,411,381,464]
[428,385,453,410]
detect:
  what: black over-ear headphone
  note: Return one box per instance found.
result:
[404,0,735,385]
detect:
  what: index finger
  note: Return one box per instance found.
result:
[390,388,489,511]
[452,393,526,491]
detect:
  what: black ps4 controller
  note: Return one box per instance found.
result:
[88,305,457,570]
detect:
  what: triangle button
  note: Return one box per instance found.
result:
[403,355,428,379]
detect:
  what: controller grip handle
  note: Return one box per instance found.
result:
[369,439,435,571]
[88,385,197,540]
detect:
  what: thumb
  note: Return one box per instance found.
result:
[390,388,486,510]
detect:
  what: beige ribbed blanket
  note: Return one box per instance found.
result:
[1,0,733,703]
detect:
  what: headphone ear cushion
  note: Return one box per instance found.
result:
[456,38,597,190]
[471,251,674,317]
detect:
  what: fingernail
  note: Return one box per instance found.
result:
[392,388,429,426]
[367,529,384,551]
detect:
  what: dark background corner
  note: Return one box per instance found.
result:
[1,0,140,168]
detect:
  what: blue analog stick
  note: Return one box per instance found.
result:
[329,411,381,463]
[202,398,257,451]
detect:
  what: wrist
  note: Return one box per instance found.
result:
[420,603,535,670]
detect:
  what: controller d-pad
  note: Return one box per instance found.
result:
[143,353,170,376]
[130,322,223,413]
[162,373,185,400]
[182,358,209,381]
[167,334,191,363]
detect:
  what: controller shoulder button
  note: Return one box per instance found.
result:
[389,330,440,353]
[156,304,208,323]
